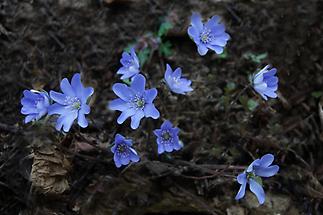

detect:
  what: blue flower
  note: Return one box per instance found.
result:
[111,134,140,168]
[117,48,140,80]
[187,12,230,56]
[252,65,278,100]
[164,64,193,95]
[48,73,94,132]
[109,74,160,129]
[153,120,182,154]
[20,90,50,123]
[235,154,279,205]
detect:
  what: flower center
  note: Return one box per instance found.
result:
[65,96,81,110]
[200,28,211,43]
[162,131,172,141]
[132,96,145,109]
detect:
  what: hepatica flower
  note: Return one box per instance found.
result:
[187,12,230,56]
[235,154,279,205]
[21,90,50,123]
[48,73,94,132]
[164,64,193,95]
[252,65,278,100]
[117,48,140,80]
[153,120,182,154]
[109,74,160,129]
[111,134,140,168]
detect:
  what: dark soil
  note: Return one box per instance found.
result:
[1,0,323,214]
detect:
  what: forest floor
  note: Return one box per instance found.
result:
[0,0,323,214]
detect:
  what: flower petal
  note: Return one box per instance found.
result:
[130,110,145,129]
[48,103,68,115]
[117,108,136,124]
[144,104,160,119]
[60,78,75,97]
[237,173,247,184]
[108,98,129,111]
[249,179,266,204]
[71,73,83,98]
[50,91,67,105]
[131,74,146,93]
[144,88,158,103]
[235,180,247,200]
[112,83,133,101]
[197,44,208,56]
[259,154,274,167]
[191,12,203,31]
[254,165,279,177]
[77,113,88,128]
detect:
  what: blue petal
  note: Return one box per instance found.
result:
[24,114,36,123]
[129,148,140,162]
[205,15,220,29]
[191,12,203,32]
[197,44,208,56]
[113,154,122,168]
[115,134,125,143]
[235,180,247,200]
[50,91,67,105]
[117,108,136,124]
[207,44,224,54]
[165,64,173,79]
[77,113,88,128]
[71,73,83,99]
[130,110,145,129]
[120,153,130,165]
[112,83,133,101]
[144,88,158,103]
[157,144,165,154]
[187,26,199,38]
[60,78,75,97]
[48,103,68,115]
[259,154,274,167]
[237,173,247,184]
[263,90,277,98]
[80,104,90,114]
[254,165,279,177]
[82,87,94,102]
[108,98,129,111]
[249,179,266,204]
[131,74,146,93]
[161,120,173,130]
[62,111,78,132]
[21,106,38,115]
[164,143,173,152]
[144,104,160,119]
[173,68,182,79]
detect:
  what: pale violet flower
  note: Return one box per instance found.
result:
[20,90,50,123]
[117,48,140,80]
[252,65,278,100]
[48,73,94,132]
[108,74,160,129]
[164,64,193,95]
[235,154,279,204]
[187,12,230,56]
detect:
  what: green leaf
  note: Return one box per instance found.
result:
[122,78,131,85]
[224,82,236,94]
[311,91,323,98]
[159,40,173,57]
[218,49,228,59]
[243,52,267,64]
[158,22,173,38]
[124,43,135,52]
[138,48,151,67]
[247,99,259,111]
